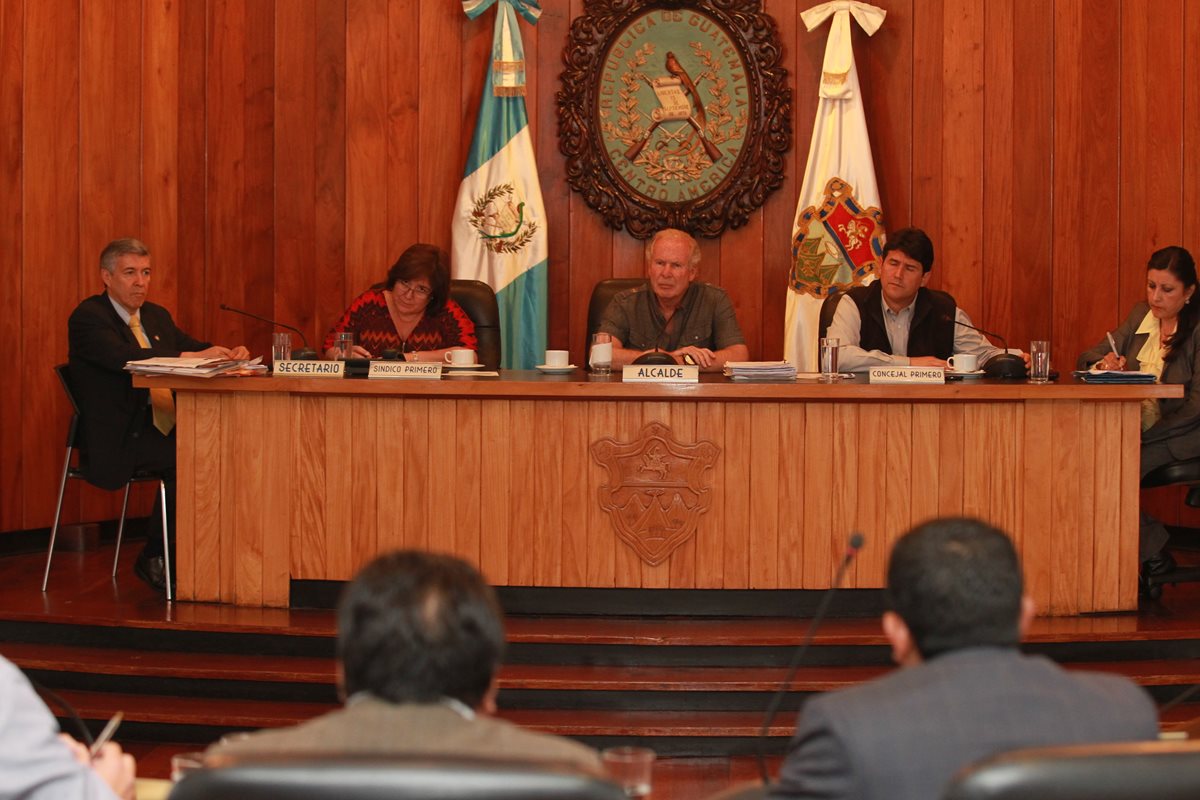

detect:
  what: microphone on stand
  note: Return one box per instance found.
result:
[756,532,866,786]
[219,304,317,359]
[943,314,1026,378]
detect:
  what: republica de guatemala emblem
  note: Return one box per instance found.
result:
[790,177,884,298]
[600,39,746,192]
[558,1,791,238]
[468,183,539,255]
[590,422,720,566]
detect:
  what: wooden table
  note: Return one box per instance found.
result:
[136,372,1181,614]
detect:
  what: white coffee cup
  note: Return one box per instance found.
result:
[545,350,570,368]
[946,353,979,372]
[444,349,478,366]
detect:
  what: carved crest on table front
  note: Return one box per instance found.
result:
[557,0,792,238]
[590,422,720,565]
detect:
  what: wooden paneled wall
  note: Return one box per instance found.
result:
[3,0,1199,534]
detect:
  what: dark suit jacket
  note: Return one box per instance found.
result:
[1078,301,1200,461]
[769,647,1158,800]
[67,293,210,490]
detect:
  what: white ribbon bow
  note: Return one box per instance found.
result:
[802,1,886,100]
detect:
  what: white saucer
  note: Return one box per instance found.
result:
[536,364,577,374]
[444,362,485,370]
[946,368,986,377]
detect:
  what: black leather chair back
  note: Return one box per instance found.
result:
[942,741,1200,800]
[450,279,501,370]
[169,757,626,800]
[54,364,83,450]
[817,292,845,339]
[585,278,645,357]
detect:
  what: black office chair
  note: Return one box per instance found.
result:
[817,291,845,339]
[1141,458,1200,506]
[942,740,1200,800]
[585,278,645,359]
[450,279,502,370]
[168,756,626,800]
[1139,457,1200,598]
[42,364,173,600]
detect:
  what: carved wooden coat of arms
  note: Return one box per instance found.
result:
[590,422,720,565]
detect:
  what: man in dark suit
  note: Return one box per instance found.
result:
[67,238,247,592]
[769,517,1159,800]
[205,550,602,775]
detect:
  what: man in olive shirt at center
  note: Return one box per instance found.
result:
[599,228,749,371]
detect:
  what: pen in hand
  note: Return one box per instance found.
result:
[89,712,123,758]
[1106,331,1118,355]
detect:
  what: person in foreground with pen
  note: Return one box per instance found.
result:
[0,654,136,799]
[768,517,1158,800]
[1078,245,1200,578]
[67,238,249,593]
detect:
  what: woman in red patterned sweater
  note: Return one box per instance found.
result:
[323,244,477,361]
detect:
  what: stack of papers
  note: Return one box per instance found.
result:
[723,361,798,381]
[125,357,264,378]
[1073,369,1157,384]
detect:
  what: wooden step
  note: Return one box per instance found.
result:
[4,642,335,683]
[13,641,1200,693]
[48,688,799,737]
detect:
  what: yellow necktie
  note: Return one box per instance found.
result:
[129,316,176,435]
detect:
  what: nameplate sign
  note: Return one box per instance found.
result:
[868,366,945,384]
[622,365,699,383]
[273,360,345,378]
[368,361,443,379]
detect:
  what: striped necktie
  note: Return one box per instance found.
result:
[128,315,176,435]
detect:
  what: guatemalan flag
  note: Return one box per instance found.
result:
[784,1,887,372]
[452,0,547,370]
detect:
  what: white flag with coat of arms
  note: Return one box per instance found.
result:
[784,1,887,372]
[453,0,547,370]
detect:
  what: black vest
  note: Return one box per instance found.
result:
[846,282,957,359]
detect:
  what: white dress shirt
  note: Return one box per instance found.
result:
[827,292,1007,372]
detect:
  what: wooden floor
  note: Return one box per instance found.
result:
[12,538,1200,798]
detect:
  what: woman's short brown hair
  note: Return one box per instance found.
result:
[383,243,451,313]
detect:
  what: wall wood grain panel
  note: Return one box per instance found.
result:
[5,1,1200,551]
[0,0,23,531]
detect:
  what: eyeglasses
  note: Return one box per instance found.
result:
[396,279,432,298]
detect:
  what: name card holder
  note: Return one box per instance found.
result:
[622,365,700,384]
[273,360,345,378]
[868,366,945,384]
[368,361,443,379]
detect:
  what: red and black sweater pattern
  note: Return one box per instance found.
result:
[323,286,477,357]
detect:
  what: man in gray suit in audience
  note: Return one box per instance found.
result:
[769,517,1159,800]
[207,550,602,775]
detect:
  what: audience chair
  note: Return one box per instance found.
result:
[450,279,502,370]
[942,740,1200,800]
[42,364,173,600]
[585,278,646,357]
[168,756,627,800]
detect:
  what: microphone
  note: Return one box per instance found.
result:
[219,304,317,359]
[756,532,866,786]
[943,314,1026,378]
